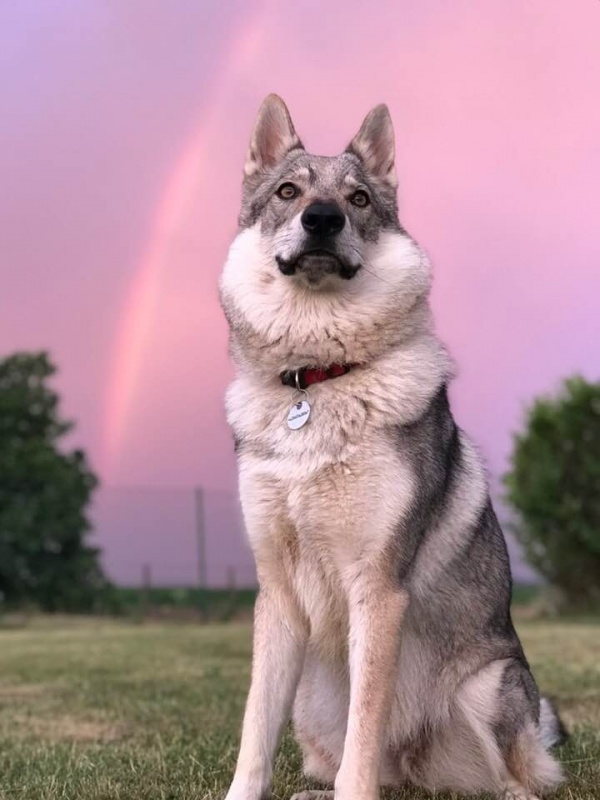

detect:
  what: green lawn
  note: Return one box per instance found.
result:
[0,617,598,799]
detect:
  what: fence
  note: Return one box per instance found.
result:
[91,483,538,591]
[91,485,256,590]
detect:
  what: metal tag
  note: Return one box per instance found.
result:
[287,399,311,430]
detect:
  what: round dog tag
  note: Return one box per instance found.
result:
[287,400,311,430]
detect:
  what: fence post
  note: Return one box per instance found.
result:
[194,486,207,620]
[140,563,152,622]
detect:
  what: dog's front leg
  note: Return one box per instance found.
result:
[226,587,308,800]
[335,574,408,800]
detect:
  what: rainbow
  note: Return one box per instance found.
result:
[101,6,269,479]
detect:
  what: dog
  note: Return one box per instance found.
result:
[219,94,566,800]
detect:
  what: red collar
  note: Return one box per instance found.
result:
[280,363,357,390]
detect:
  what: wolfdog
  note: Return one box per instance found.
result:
[219,94,565,800]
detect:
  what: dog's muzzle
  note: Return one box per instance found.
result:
[276,202,360,284]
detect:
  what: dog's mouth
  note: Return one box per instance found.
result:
[276,249,360,284]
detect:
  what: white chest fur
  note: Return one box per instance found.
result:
[237,413,414,652]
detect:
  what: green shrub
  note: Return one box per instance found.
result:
[0,351,109,612]
[504,376,600,609]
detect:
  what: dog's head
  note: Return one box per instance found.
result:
[238,94,402,289]
[221,96,433,371]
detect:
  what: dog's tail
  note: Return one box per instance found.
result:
[539,696,568,748]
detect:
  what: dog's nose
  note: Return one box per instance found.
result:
[301,203,346,237]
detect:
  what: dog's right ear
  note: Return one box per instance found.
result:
[244,94,303,178]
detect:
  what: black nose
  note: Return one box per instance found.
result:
[301,202,346,238]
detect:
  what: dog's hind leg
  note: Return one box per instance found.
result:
[493,660,564,799]
[497,720,563,799]
[293,653,348,785]
[290,793,333,800]
[429,659,562,798]
[416,659,563,798]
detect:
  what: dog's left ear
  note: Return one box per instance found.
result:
[346,104,397,188]
[244,94,304,178]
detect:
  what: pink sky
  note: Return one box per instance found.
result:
[1,1,599,582]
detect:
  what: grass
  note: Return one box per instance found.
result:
[108,587,257,621]
[0,616,598,799]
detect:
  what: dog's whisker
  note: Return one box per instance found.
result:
[359,262,397,288]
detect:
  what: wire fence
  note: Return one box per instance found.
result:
[91,486,256,590]
[90,483,537,592]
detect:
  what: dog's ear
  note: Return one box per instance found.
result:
[244,94,303,178]
[346,104,397,188]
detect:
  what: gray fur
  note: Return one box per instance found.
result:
[241,149,400,235]
[239,96,402,291]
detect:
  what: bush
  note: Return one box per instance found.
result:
[504,376,600,609]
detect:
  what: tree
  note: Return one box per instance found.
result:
[504,376,600,609]
[0,351,108,611]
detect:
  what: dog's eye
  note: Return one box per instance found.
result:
[277,183,299,200]
[350,190,370,208]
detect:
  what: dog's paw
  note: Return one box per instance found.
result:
[503,795,541,800]
[290,792,333,800]
[224,782,268,800]
[502,785,541,800]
